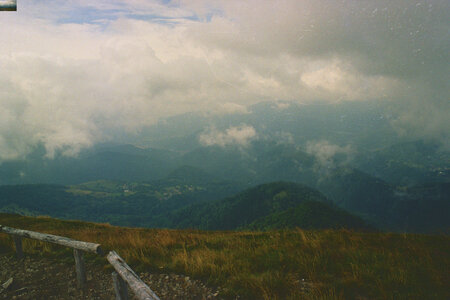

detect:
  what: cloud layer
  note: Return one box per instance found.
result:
[0,0,448,160]
[199,125,257,147]
[306,140,353,170]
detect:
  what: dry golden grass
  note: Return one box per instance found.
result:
[1,213,449,299]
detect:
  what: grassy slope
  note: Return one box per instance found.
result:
[0,213,449,299]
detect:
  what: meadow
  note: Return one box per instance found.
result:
[0,213,449,299]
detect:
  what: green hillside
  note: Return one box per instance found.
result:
[167,182,343,230]
[247,200,371,231]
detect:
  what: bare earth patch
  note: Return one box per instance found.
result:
[0,254,223,300]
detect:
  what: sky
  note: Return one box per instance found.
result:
[0,0,448,160]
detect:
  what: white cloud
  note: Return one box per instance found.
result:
[199,125,257,147]
[300,61,400,101]
[306,140,353,169]
[0,0,448,160]
[216,102,249,115]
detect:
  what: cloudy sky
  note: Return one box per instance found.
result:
[0,0,448,160]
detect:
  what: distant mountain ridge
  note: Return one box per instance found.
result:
[0,112,448,234]
[0,177,448,233]
[0,181,372,231]
[165,182,371,231]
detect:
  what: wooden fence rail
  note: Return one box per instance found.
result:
[0,225,103,254]
[0,225,161,300]
[107,251,160,300]
[0,225,102,290]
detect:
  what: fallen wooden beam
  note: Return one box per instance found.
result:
[0,225,103,255]
[107,251,160,300]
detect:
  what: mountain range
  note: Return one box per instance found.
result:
[0,101,448,233]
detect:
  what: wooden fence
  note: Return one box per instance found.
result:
[0,225,160,300]
[108,251,160,300]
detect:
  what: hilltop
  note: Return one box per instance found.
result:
[1,214,449,299]
[166,182,371,231]
[246,200,371,231]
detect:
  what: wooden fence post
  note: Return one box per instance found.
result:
[73,249,87,291]
[13,235,23,259]
[112,271,129,300]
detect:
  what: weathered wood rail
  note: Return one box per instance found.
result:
[0,225,161,300]
[0,225,103,254]
[108,251,160,300]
